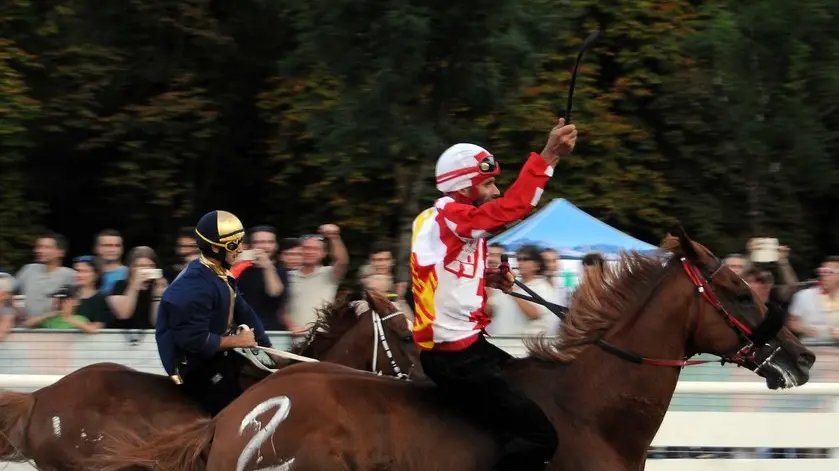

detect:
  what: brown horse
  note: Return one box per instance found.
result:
[84,231,817,471]
[0,289,418,471]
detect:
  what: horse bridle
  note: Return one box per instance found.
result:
[510,255,783,368]
[350,300,413,380]
[371,311,411,379]
[678,256,780,367]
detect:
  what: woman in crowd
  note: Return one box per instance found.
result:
[106,246,168,329]
[71,255,112,326]
[508,244,557,335]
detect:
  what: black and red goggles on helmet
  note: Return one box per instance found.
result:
[435,151,500,188]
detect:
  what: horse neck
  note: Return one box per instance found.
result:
[295,311,362,360]
[520,275,696,462]
[318,320,374,371]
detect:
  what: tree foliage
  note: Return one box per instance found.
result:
[0,1,43,269]
[657,0,839,261]
[1,0,838,276]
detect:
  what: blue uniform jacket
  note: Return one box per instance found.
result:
[155,259,271,376]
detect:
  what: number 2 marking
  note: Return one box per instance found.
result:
[237,396,292,471]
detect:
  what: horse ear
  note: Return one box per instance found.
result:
[676,225,701,264]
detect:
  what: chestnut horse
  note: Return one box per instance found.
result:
[0,290,418,471]
[85,232,816,471]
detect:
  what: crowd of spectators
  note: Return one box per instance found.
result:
[0,229,836,349]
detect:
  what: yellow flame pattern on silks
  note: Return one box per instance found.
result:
[410,208,438,350]
[411,255,438,350]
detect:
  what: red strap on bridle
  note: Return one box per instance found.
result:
[601,258,756,368]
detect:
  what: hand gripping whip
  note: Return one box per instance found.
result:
[564,31,600,124]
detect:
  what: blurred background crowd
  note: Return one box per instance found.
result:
[2,229,836,349]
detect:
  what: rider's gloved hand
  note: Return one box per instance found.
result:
[486,255,515,293]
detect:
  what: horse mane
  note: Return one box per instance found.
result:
[525,235,689,363]
[290,290,395,357]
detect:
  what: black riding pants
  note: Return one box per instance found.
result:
[420,335,557,470]
[181,352,243,417]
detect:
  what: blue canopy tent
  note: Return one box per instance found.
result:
[489,198,657,259]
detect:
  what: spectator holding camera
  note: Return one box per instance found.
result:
[234,225,287,331]
[106,246,167,329]
[32,286,101,333]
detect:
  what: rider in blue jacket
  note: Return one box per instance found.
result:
[155,210,272,415]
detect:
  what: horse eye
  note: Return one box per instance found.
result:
[401,334,413,343]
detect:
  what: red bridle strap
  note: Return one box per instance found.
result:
[680,258,753,336]
[596,258,756,368]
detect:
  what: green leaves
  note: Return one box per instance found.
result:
[658,0,839,262]
[0,37,43,269]
[1,0,838,274]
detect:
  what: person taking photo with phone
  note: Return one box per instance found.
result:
[106,246,168,329]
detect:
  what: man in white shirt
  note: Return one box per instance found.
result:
[286,225,349,334]
[788,256,839,343]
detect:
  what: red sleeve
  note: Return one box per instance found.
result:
[437,152,553,239]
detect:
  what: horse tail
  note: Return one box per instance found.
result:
[0,390,35,461]
[88,418,216,471]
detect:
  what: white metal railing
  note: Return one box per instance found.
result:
[647,382,839,471]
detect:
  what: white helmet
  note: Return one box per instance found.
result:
[435,143,500,193]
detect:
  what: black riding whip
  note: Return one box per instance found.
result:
[564,31,600,124]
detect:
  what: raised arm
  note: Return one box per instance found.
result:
[437,153,555,238]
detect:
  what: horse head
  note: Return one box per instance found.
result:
[291,289,420,379]
[668,227,815,389]
[345,289,422,380]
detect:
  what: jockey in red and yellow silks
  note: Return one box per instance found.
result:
[411,144,555,351]
[409,119,578,471]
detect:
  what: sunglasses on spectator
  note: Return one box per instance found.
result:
[817,268,839,276]
[301,234,324,241]
[73,255,96,264]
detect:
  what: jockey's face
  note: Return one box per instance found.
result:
[224,243,242,266]
[472,177,500,206]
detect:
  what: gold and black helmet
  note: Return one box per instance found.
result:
[195,210,245,252]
